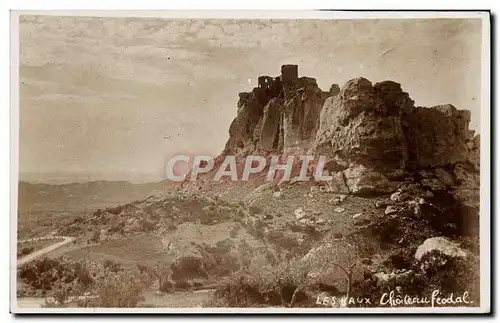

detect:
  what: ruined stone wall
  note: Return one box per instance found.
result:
[223,65,337,155]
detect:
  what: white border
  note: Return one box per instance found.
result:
[479,14,492,315]
[10,10,490,19]
[9,9,491,314]
[9,9,20,316]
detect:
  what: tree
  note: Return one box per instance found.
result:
[308,238,362,301]
[76,271,150,308]
[276,258,311,307]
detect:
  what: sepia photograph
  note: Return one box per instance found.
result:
[10,10,490,313]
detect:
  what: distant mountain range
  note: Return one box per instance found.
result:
[19,172,166,185]
[17,180,173,214]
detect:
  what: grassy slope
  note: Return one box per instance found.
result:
[18,171,479,307]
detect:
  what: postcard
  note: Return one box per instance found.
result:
[10,10,491,314]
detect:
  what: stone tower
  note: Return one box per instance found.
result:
[280,64,298,85]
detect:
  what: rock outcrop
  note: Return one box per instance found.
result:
[314,77,479,181]
[223,65,333,155]
[414,237,469,261]
[222,65,480,201]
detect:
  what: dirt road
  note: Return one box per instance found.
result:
[17,236,76,267]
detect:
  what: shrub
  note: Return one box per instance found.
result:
[20,246,34,256]
[246,219,266,239]
[416,250,480,302]
[211,258,310,308]
[229,225,239,238]
[104,205,124,215]
[174,280,190,290]
[159,280,174,292]
[352,250,480,307]
[139,219,156,232]
[91,230,101,243]
[103,259,123,273]
[170,256,208,281]
[248,206,263,215]
[76,271,150,308]
[215,239,235,253]
[19,257,94,294]
[136,263,149,274]
[267,232,300,251]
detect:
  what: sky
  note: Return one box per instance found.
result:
[18,15,484,182]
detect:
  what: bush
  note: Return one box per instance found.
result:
[170,256,208,281]
[91,230,101,243]
[174,280,190,290]
[159,279,174,292]
[215,239,235,253]
[139,219,156,232]
[211,259,310,307]
[351,250,480,307]
[76,271,150,308]
[104,205,124,215]
[196,243,241,277]
[246,219,266,239]
[103,259,122,273]
[19,257,94,294]
[267,232,300,251]
[416,250,480,302]
[248,206,263,214]
[20,246,34,256]
[229,225,239,238]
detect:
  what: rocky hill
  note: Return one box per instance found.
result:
[221,64,479,228]
[210,65,480,306]
[19,65,482,308]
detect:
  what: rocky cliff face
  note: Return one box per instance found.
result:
[222,65,480,202]
[223,65,332,155]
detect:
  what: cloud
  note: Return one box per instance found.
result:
[18,15,483,175]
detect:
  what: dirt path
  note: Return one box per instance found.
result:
[17,236,76,267]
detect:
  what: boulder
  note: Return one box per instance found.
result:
[343,165,398,196]
[390,190,409,202]
[373,270,414,285]
[315,218,326,225]
[299,218,312,225]
[384,205,398,215]
[294,207,306,220]
[329,197,341,205]
[301,242,333,263]
[352,213,371,226]
[352,213,363,219]
[326,172,350,194]
[314,78,409,177]
[414,237,468,261]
